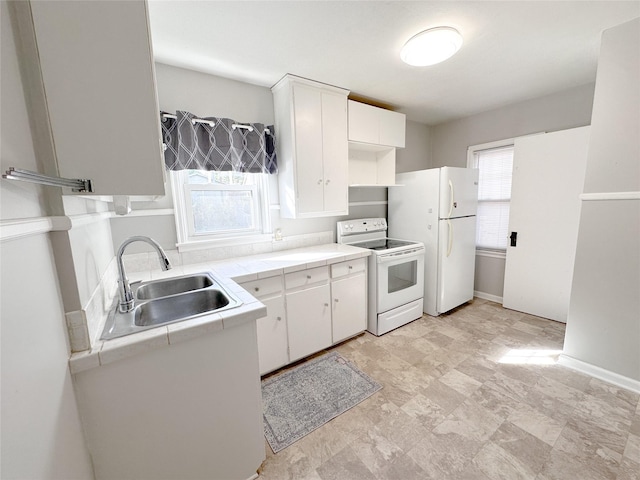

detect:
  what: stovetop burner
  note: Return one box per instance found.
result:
[351,238,419,251]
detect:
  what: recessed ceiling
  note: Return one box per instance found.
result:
[147,1,639,125]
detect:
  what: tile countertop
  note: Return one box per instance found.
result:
[69,243,371,375]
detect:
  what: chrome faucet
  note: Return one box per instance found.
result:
[116,236,171,313]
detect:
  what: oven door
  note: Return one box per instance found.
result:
[376,247,425,313]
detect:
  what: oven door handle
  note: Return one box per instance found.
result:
[377,248,425,264]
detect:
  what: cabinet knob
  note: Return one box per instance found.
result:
[307,275,311,279]
[324,303,329,307]
[254,287,259,292]
[334,298,339,302]
[348,265,353,269]
[325,179,331,185]
[317,179,322,185]
[276,316,282,321]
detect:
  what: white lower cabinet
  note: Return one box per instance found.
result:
[285,268,332,362]
[239,276,289,375]
[331,273,367,343]
[256,296,288,375]
[244,258,368,374]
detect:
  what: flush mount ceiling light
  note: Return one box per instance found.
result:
[400,26,463,66]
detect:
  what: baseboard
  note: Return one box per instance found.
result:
[558,354,640,394]
[474,291,503,304]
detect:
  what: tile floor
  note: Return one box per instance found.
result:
[257,299,640,480]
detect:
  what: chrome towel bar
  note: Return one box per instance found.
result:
[2,167,93,192]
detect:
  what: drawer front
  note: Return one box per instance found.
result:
[285,266,329,290]
[239,275,283,299]
[331,257,367,279]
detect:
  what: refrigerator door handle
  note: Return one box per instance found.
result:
[448,180,454,218]
[447,219,453,257]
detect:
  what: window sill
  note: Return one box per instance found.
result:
[177,233,274,253]
[475,248,506,259]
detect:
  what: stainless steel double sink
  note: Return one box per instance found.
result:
[101,272,242,340]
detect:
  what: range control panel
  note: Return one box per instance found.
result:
[337,218,387,236]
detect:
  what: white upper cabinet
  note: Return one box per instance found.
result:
[27,0,165,195]
[348,101,379,144]
[378,108,406,148]
[272,75,349,218]
[348,100,406,148]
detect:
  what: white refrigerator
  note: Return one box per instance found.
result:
[388,167,479,316]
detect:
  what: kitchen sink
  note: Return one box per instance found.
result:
[135,289,231,327]
[100,272,241,340]
[135,274,214,300]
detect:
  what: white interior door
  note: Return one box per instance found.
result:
[503,126,590,322]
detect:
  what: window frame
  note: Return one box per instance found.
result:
[170,169,272,251]
[467,138,515,257]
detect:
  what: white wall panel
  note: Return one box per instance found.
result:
[564,18,640,383]
[0,236,94,479]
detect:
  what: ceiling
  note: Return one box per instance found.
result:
[147,1,639,125]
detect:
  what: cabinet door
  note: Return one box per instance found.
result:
[29,1,165,195]
[331,274,367,343]
[256,296,288,375]
[321,92,349,214]
[378,109,406,148]
[293,84,324,215]
[286,284,332,362]
[348,101,378,144]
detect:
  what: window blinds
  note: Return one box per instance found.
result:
[472,145,514,250]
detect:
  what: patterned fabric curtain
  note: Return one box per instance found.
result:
[161,110,277,174]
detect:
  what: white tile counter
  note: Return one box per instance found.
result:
[69,243,371,374]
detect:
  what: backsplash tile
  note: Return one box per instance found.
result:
[65,310,90,353]
[84,256,118,346]
[122,252,152,273]
[124,231,335,274]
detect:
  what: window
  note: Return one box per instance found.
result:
[468,140,514,252]
[171,170,271,247]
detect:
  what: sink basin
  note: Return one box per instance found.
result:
[135,274,213,300]
[100,272,242,340]
[135,289,231,327]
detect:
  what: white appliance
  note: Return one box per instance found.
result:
[337,218,425,335]
[389,167,479,317]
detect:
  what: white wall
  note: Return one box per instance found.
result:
[0,3,94,477]
[1,237,95,479]
[430,83,596,299]
[563,18,640,385]
[431,83,596,169]
[396,120,432,173]
[1,0,47,219]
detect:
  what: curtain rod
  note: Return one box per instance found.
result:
[161,113,271,134]
[2,168,93,192]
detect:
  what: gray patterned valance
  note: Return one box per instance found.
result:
[161,111,277,174]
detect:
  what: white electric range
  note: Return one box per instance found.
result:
[337,218,425,335]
